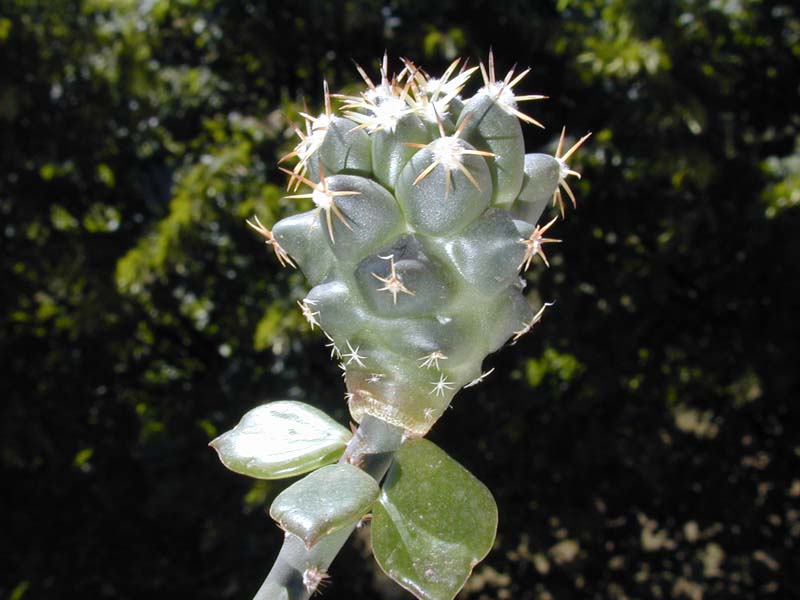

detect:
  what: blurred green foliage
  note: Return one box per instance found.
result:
[1,1,799,599]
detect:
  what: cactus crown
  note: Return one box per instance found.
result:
[256,52,589,436]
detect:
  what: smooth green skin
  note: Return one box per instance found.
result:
[371,439,498,600]
[306,279,368,340]
[457,92,525,207]
[321,174,404,261]
[272,211,334,286]
[372,113,430,190]
[431,207,526,292]
[394,142,492,236]
[318,116,372,176]
[269,464,379,548]
[271,84,559,435]
[209,401,352,480]
[513,153,560,224]
[305,116,372,184]
[354,234,453,318]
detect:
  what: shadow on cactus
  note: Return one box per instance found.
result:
[209,52,590,600]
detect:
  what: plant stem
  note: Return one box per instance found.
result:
[253,415,404,600]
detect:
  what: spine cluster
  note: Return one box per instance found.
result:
[252,53,589,435]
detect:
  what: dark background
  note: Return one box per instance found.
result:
[2,1,799,599]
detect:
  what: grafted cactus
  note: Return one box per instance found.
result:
[212,53,590,600]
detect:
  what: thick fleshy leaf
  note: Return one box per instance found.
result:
[209,401,351,479]
[270,464,379,547]
[372,439,498,600]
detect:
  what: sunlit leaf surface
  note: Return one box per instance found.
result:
[269,464,379,547]
[372,439,498,600]
[209,401,351,479]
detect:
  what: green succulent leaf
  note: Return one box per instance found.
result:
[269,464,379,548]
[372,439,498,600]
[209,401,352,479]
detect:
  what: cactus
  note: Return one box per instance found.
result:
[211,52,590,600]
